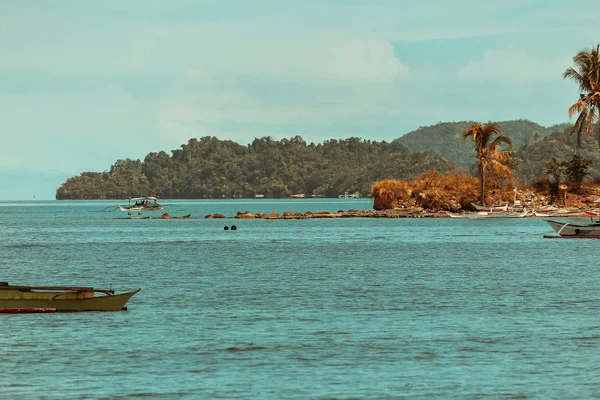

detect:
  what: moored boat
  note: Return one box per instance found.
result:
[471,203,508,212]
[118,196,164,213]
[0,283,140,312]
[481,210,530,218]
[544,220,600,238]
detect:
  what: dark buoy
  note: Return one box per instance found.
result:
[224,226,229,230]
[231,225,237,231]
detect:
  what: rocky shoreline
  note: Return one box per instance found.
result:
[199,208,593,219]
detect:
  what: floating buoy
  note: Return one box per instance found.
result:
[231,225,237,230]
[224,226,229,230]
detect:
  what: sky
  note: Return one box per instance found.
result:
[1,0,598,200]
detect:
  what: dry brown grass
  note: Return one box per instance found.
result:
[410,170,479,211]
[371,170,491,211]
[370,179,414,210]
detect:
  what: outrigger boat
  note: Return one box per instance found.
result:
[103,195,181,216]
[119,196,163,213]
[544,220,600,238]
[471,203,509,212]
[0,283,140,312]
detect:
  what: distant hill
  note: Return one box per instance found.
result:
[515,125,600,184]
[56,120,597,200]
[395,120,559,168]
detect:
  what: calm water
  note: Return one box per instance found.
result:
[2,199,600,399]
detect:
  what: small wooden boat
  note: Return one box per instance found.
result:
[471,203,508,212]
[119,196,164,213]
[0,283,140,312]
[544,220,600,238]
[481,210,530,218]
[339,191,360,199]
[445,211,488,218]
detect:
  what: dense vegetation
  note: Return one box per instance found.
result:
[56,119,600,200]
[514,126,600,184]
[56,137,456,199]
[395,120,559,167]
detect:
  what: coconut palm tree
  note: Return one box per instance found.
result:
[462,122,513,206]
[563,44,600,149]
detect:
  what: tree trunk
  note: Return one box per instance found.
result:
[479,160,485,206]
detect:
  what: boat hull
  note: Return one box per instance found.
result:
[545,220,600,237]
[0,289,140,311]
[119,206,163,212]
[472,203,508,212]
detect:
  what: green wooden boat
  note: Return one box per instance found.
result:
[0,283,140,312]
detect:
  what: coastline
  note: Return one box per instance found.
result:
[195,208,594,219]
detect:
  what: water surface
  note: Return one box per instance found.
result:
[2,200,600,398]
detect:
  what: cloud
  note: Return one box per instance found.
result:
[458,46,570,82]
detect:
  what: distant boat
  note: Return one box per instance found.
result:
[103,195,180,215]
[0,282,140,312]
[471,203,508,212]
[119,196,163,213]
[446,210,529,219]
[533,209,585,218]
[339,192,359,199]
[445,211,487,219]
[481,210,530,218]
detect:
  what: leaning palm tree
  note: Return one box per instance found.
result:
[563,44,600,149]
[462,122,513,206]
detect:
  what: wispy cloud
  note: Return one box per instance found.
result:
[458,47,571,82]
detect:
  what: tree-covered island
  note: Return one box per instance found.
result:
[57,45,600,212]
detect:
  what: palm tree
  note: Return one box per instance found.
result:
[462,122,513,206]
[563,44,600,149]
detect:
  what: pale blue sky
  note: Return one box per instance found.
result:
[1,1,597,199]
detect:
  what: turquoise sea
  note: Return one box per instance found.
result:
[2,199,600,399]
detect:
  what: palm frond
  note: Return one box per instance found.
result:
[568,98,587,119]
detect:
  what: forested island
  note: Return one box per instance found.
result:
[55,121,591,200]
[55,120,594,200]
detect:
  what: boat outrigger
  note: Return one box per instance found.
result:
[0,283,140,312]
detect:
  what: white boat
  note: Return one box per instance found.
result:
[118,196,164,213]
[103,195,180,216]
[446,210,529,219]
[534,209,585,218]
[339,192,359,199]
[545,219,600,238]
[445,211,487,218]
[481,210,530,218]
[471,203,508,212]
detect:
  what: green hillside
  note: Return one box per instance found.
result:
[395,120,556,167]
[515,125,600,184]
[56,137,457,200]
[57,119,598,200]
